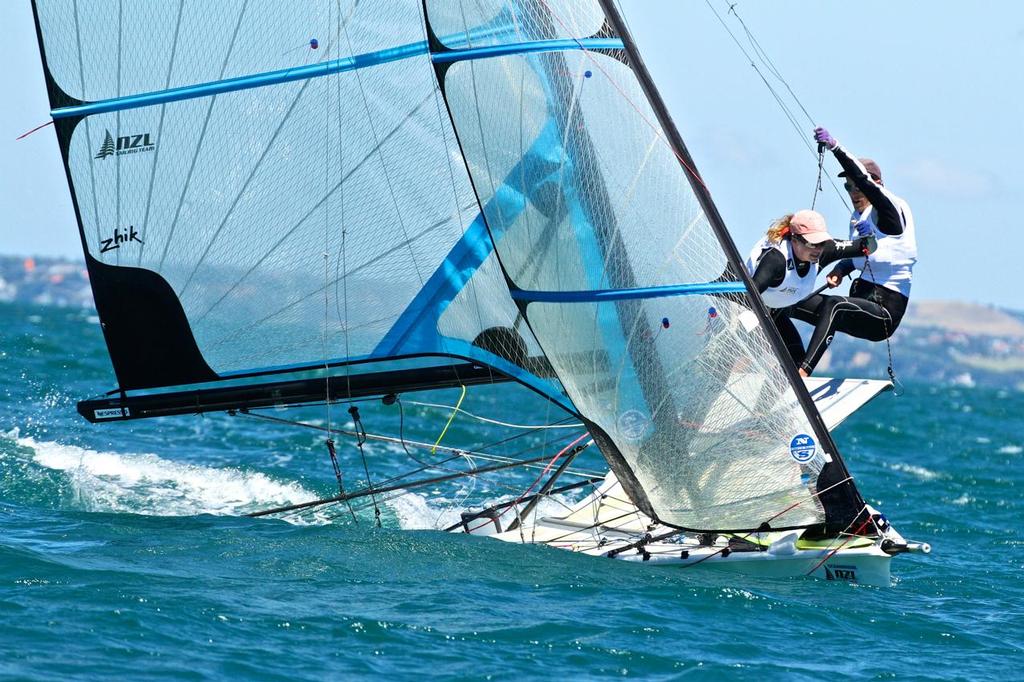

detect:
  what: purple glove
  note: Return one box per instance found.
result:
[813,127,837,150]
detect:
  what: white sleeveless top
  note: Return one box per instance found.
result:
[847,192,917,297]
[745,237,817,309]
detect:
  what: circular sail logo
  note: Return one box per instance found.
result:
[789,434,816,463]
[617,410,650,441]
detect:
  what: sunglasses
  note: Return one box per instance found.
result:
[843,182,861,192]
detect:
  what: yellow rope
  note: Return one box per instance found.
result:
[431,384,466,454]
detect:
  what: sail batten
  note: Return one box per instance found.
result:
[50,32,621,121]
[511,281,747,303]
[431,37,623,63]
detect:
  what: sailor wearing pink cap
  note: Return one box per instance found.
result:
[783,127,917,377]
[745,209,876,367]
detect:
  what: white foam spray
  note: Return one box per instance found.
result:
[15,434,320,520]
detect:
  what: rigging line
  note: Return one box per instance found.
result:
[535,0,709,192]
[403,400,583,429]
[443,476,603,532]
[331,0,347,338]
[157,0,250,272]
[338,16,426,288]
[469,437,591,534]
[859,251,903,395]
[326,436,358,521]
[431,384,467,454]
[323,256,337,491]
[335,0,358,448]
[385,400,517,504]
[805,505,872,576]
[348,405,382,526]
[137,0,185,264]
[811,143,825,209]
[726,2,815,126]
[14,119,54,140]
[246,448,583,518]
[704,0,851,211]
[396,395,441,469]
[389,399,534,500]
[482,435,592,532]
[239,409,601,478]
[434,450,478,529]
[702,0,809,143]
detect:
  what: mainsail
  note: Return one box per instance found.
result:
[32,0,864,534]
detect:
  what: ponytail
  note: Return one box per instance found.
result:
[766,214,794,244]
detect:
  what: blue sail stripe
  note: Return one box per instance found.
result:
[51,41,429,119]
[51,38,624,119]
[431,37,624,64]
[511,282,747,303]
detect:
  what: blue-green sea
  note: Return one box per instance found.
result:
[1,300,1022,679]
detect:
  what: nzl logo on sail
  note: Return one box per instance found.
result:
[95,129,155,159]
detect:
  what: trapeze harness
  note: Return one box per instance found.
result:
[746,234,874,368]
[789,145,918,375]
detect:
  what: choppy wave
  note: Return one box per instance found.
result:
[11,432,319,518]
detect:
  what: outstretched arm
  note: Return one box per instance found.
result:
[814,128,907,235]
[817,235,877,268]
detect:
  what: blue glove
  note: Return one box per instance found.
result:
[813,127,837,150]
[852,219,873,238]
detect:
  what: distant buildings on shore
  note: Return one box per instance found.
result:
[0,255,92,308]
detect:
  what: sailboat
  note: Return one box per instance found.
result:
[31,0,927,586]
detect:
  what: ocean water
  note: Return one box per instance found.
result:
[1,300,1022,680]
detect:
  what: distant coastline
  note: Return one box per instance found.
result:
[3,254,1022,391]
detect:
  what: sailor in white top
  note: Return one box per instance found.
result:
[782,127,917,377]
[745,209,876,368]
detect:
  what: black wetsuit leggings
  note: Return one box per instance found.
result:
[772,279,909,374]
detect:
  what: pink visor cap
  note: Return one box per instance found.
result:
[789,209,831,244]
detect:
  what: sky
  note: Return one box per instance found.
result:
[1,1,1021,310]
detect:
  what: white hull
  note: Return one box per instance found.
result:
[451,377,927,587]
[471,473,900,587]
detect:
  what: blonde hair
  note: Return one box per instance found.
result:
[766,214,794,244]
